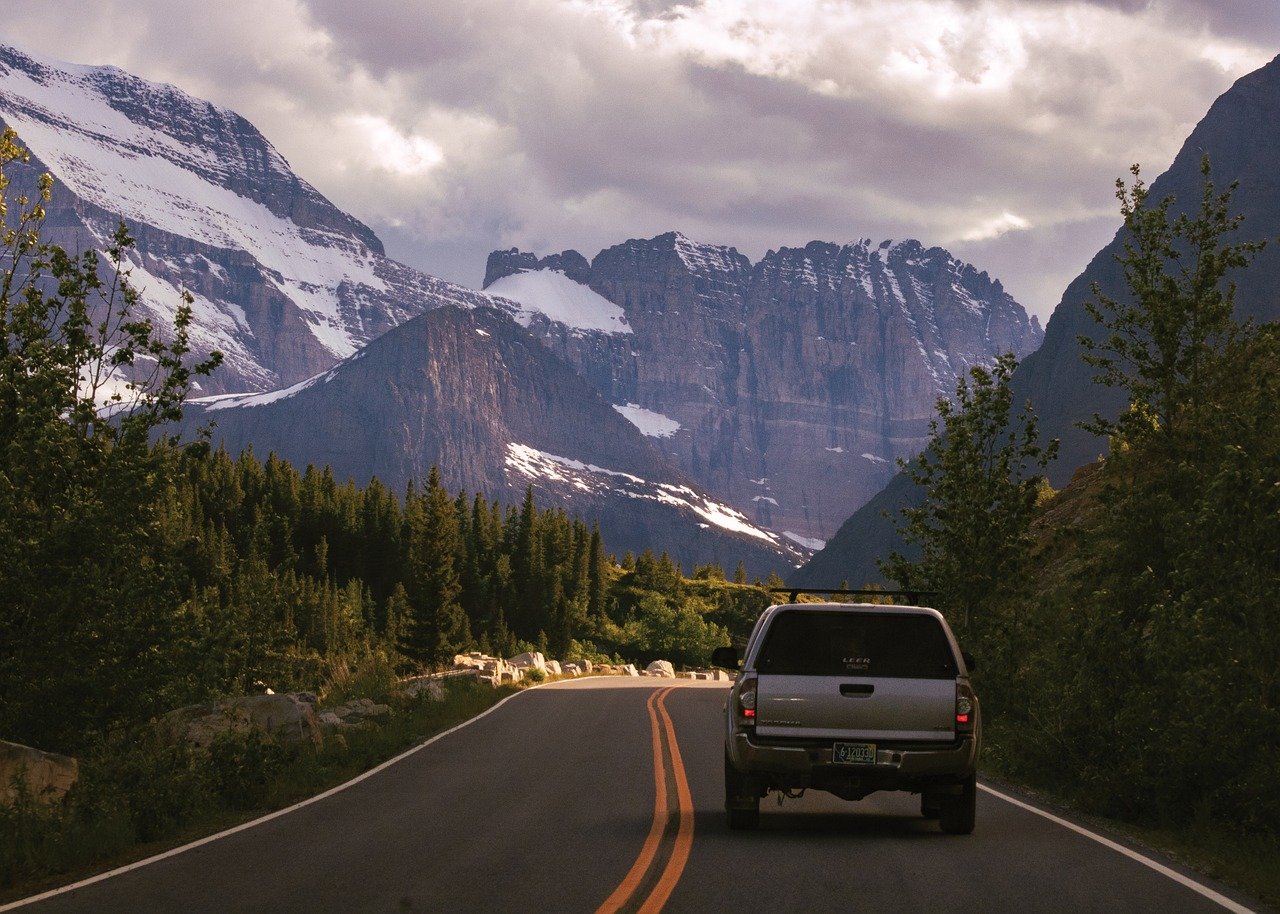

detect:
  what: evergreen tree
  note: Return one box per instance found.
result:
[587,522,610,618]
[881,353,1057,634]
[1080,157,1266,445]
[399,468,468,668]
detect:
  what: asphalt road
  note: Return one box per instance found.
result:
[6,680,1265,914]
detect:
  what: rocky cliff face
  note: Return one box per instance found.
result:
[484,232,1042,547]
[0,43,491,395]
[797,52,1280,587]
[180,306,803,574]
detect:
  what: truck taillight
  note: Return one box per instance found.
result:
[956,683,975,733]
[738,677,757,726]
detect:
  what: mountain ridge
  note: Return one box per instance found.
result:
[797,52,1280,586]
[0,42,494,395]
[482,230,1043,545]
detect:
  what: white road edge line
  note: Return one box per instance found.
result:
[1,681,561,912]
[978,783,1258,914]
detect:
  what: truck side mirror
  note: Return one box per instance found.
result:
[711,646,739,669]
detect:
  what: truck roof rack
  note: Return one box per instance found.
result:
[769,587,937,605]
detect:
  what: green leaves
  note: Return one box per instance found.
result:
[0,131,220,749]
[881,352,1057,635]
[1079,157,1268,445]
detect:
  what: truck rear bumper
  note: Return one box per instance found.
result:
[729,731,978,792]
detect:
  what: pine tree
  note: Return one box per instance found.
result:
[399,467,468,668]
[1080,157,1266,445]
[880,353,1057,634]
[587,522,610,618]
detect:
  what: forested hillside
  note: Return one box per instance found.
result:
[877,160,1280,873]
[0,129,769,763]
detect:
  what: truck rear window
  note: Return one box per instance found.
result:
[756,611,958,679]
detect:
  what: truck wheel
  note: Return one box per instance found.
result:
[940,773,976,834]
[725,751,760,830]
[920,793,942,819]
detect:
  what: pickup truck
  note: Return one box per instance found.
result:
[713,601,980,833]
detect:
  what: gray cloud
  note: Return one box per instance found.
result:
[1,0,1274,321]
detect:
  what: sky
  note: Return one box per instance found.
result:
[3,1,1277,323]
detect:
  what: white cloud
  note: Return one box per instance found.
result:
[0,0,1275,323]
[960,210,1031,242]
[344,115,445,177]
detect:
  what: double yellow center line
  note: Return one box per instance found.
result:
[595,686,694,914]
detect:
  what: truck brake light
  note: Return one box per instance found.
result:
[955,684,975,732]
[738,677,758,726]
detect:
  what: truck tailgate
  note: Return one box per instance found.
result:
[755,674,956,742]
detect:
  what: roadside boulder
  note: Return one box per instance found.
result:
[402,677,447,701]
[544,660,562,677]
[645,660,676,678]
[621,664,640,677]
[166,693,323,749]
[330,698,391,724]
[508,651,547,673]
[0,740,78,806]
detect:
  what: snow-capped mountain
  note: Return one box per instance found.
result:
[0,43,492,394]
[181,305,804,574]
[483,232,1043,544]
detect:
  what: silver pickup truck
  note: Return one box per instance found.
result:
[714,601,980,833]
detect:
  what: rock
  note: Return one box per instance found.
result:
[0,740,79,806]
[402,677,447,701]
[166,693,324,749]
[452,653,489,671]
[622,664,640,677]
[544,660,562,676]
[645,660,676,678]
[330,698,391,723]
[508,651,547,673]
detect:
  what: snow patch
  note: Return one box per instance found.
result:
[671,232,741,277]
[824,446,845,453]
[504,443,790,549]
[783,531,826,551]
[613,403,681,438]
[861,453,890,465]
[485,269,630,335]
[196,371,326,411]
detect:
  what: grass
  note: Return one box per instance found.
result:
[0,677,519,904]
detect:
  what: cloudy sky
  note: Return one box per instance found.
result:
[3,1,1277,322]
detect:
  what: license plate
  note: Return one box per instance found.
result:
[833,742,877,765]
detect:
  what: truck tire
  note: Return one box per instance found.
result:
[921,793,942,819]
[940,773,976,834]
[725,751,760,830]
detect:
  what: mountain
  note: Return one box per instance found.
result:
[798,53,1280,587]
[182,305,803,574]
[483,233,1042,551]
[0,43,492,395]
